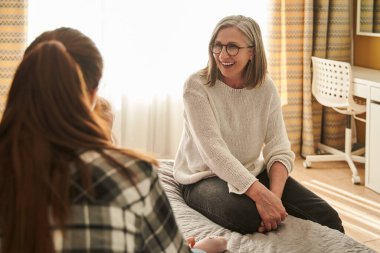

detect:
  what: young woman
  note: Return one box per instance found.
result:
[173,15,344,234]
[0,29,226,253]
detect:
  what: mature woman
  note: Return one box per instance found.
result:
[174,15,344,234]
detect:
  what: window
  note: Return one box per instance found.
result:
[28,0,269,157]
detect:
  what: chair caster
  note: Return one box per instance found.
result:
[351,175,361,185]
[303,160,311,169]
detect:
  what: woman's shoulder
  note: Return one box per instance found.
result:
[259,75,276,90]
[75,149,157,200]
[80,150,155,187]
[254,75,279,95]
[80,149,154,177]
[184,69,207,89]
[256,76,282,108]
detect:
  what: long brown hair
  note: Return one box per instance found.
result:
[25,27,103,91]
[25,27,119,141]
[0,40,156,253]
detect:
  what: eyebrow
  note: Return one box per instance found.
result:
[214,41,240,45]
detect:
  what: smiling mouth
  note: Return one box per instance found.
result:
[221,62,234,66]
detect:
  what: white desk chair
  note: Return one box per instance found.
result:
[303,56,366,184]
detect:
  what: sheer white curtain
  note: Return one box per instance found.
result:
[28,0,268,158]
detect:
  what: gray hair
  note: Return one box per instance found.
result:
[203,15,267,89]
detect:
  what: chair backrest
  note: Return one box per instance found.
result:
[311,56,366,114]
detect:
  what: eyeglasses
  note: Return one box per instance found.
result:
[211,43,253,56]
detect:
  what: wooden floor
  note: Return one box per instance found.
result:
[292,156,380,252]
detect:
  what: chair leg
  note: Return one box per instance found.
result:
[346,156,361,184]
[304,143,346,166]
[303,115,364,185]
[352,147,365,156]
[318,143,344,155]
[344,125,361,184]
[351,155,365,163]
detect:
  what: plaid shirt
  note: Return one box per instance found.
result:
[53,149,192,253]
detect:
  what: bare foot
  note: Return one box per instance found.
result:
[193,236,227,253]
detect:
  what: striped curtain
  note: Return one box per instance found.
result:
[0,0,27,118]
[376,0,380,32]
[360,0,380,33]
[268,0,351,156]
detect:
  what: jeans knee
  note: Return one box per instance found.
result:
[239,223,260,235]
[226,217,260,235]
[317,205,344,233]
[327,209,344,233]
[219,201,261,234]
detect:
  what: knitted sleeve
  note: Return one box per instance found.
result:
[262,80,295,174]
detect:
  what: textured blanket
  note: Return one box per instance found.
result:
[158,160,375,253]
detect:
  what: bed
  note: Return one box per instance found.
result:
[158,160,376,253]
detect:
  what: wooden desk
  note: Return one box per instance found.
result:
[352,66,380,193]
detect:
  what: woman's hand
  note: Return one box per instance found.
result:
[245,181,287,233]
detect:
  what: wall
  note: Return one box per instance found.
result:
[354,37,380,69]
[353,0,380,144]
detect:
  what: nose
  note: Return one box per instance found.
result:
[219,45,229,59]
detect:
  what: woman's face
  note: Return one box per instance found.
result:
[212,26,253,88]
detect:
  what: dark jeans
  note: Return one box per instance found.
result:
[181,170,344,235]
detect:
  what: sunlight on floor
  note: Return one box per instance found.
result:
[303,179,380,213]
[292,157,380,251]
[301,179,380,242]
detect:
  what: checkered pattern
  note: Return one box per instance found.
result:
[53,150,191,253]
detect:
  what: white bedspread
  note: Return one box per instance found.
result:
[158,160,376,253]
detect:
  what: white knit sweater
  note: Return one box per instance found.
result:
[173,70,295,194]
